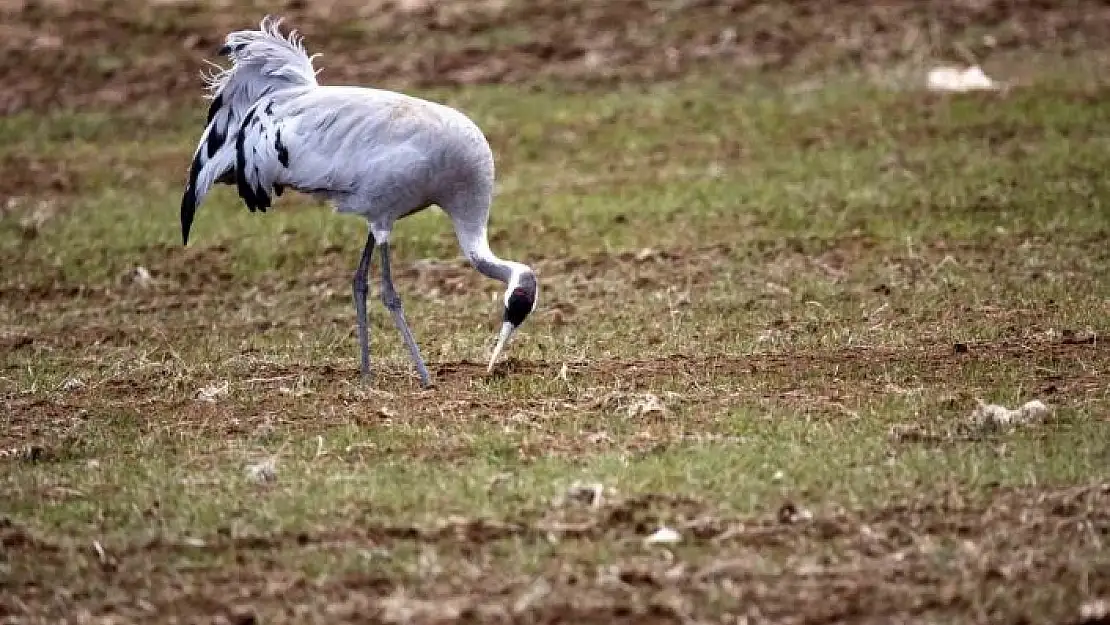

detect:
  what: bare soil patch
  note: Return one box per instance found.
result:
[4,483,1109,623]
[3,5,1109,623]
[3,337,1104,459]
[2,0,1110,115]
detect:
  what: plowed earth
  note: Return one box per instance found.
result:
[5,484,1110,624]
[2,0,1110,115]
[3,1,1110,624]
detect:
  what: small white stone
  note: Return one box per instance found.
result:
[644,527,682,545]
[195,382,229,403]
[1018,400,1049,421]
[132,266,153,287]
[246,459,277,484]
[1081,598,1109,620]
[625,393,666,417]
[971,398,1051,429]
[927,65,998,92]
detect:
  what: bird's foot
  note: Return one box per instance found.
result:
[415,364,433,389]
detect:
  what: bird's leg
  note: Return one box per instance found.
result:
[378,241,432,388]
[352,229,375,379]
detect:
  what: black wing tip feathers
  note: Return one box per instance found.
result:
[234,109,254,209]
[182,153,204,246]
[180,185,196,246]
[275,129,290,167]
[207,125,227,159]
[233,106,274,214]
[206,93,224,126]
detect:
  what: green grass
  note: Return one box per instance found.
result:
[3,68,1110,622]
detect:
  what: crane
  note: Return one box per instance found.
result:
[179,16,539,388]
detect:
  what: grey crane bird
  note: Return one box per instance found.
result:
[179,16,538,387]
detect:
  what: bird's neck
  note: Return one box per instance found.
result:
[458,228,525,285]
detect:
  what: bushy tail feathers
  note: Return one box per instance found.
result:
[180,16,319,245]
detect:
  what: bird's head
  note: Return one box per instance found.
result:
[488,268,538,372]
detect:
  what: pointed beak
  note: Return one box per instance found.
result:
[487,321,515,373]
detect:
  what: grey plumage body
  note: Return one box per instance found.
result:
[180,17,539,386]
[253,87,495,235]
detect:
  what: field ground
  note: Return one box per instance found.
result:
[3,1,1110,623]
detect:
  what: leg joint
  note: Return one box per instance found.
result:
[380,290,403,311]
